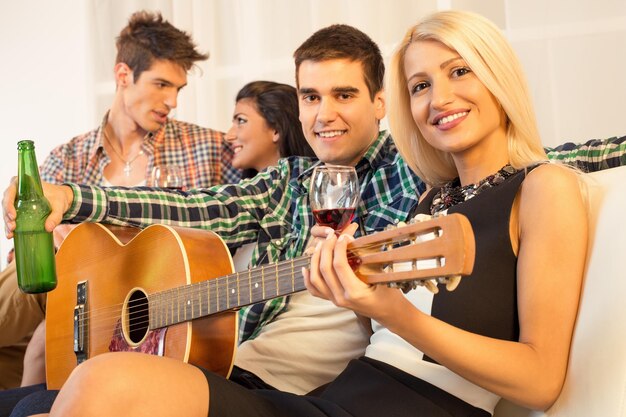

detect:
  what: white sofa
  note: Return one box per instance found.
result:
[494,164,626,416]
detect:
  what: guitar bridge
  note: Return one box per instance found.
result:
[73,281,89,364]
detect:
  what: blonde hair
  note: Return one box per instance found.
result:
[387,10,547,186]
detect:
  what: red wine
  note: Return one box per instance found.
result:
[312,207,356,231]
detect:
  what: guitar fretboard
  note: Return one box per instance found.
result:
[148,256,310,329]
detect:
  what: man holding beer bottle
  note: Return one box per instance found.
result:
[0,10,239,391]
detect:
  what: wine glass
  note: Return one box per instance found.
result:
[310,165,359,232]
[149,165,185,190]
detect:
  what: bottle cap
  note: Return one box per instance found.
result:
[17,140,35,150]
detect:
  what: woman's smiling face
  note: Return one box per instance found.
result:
[225,98,280,171]
[404,40,507,160]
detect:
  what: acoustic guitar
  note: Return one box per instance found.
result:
[45,214,474,389]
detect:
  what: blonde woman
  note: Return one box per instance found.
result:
[308,9,587,416]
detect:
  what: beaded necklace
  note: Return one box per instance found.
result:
[430,164,518,215]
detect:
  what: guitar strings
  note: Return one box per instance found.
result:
[62,234,427,348]
[70,233,401,322]
[70,250,414,333]
[48,258,314,353]
[108,257,313,332]
[66,257,313,335]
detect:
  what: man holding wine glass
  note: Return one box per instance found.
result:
[2,21,626,416]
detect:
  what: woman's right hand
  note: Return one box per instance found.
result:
[2,178,75,238]
[303,223,406,322]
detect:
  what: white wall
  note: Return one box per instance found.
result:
[0,0,95,267]
[505,0,626,144]
[1,0,625,266]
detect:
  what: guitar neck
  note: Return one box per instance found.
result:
[148,256,310,329]
[145,213,476,330]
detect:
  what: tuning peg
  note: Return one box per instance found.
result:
[391,278,439,294]
[384,220,407,231]
[445,275,461,291]
[387,275,461,294]
[423,279,439,294]
[409,213,432,224]
[388,281,418,294]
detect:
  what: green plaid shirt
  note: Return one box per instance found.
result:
[545,135,626,171]
[62,132,626,342]
[63,131,424,341]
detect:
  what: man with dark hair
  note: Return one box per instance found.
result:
[233,24,413,393]
[294,24,385,101]
[2,21,625,416]
[116,11,209,80]
[0,9,239,393]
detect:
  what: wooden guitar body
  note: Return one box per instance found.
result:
[46,223,237,389]
[45,213,475,389]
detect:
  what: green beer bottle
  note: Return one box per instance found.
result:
[14,140,57,293]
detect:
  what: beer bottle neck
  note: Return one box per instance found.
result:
[17,147,44,198]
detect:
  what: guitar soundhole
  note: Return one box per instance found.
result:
[126,290,149,344]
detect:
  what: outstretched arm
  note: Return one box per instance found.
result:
[546,135,626,172]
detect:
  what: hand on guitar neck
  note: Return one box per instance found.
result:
[304,228,404,323]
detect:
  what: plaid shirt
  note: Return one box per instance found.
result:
[61,132,626,341]
[63,131,424,341]
[545,135,626,172]
[41,113,241,187]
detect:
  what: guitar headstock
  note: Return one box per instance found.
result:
[347,213,475,292]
